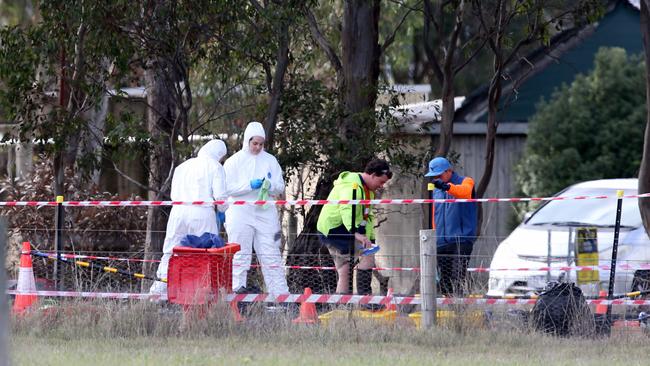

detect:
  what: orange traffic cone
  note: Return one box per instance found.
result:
[293,287,318,324]
[595,290,608,315]
[13,242,37,314]
[230,300,245,322]
[385,288,397,311]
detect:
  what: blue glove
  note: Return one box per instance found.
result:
[250,178,264,189]
[217,211,225,225]
[433,180,450,191]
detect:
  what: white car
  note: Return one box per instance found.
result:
[487,178,650,298]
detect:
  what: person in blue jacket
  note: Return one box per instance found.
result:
[425,157,478,296]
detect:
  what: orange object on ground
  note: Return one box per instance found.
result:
[385,288,397,311]
[230,300,245,322]
[595,290,608,315]
[13,241,37,314]
[293,287,318,324]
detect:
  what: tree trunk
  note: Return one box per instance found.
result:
[77,92,109,188]
[142,59,176,281]
[639,0,650,237]
[475,70,502,237]
[476,71,502,199]
[423,0,465,157]
[263,19,290,152]
[286,0,381,292]
[286,175,337,293]
[436,78,455,156]
[339,0,380,165]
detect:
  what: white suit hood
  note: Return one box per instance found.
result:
[198,139,227,162]
[170,140,228,202]
[224,122,284,203]
[242,121,266,151]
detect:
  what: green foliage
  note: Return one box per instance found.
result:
[516,47,646,198]
[275,73,424,186]
[0,1,137,184]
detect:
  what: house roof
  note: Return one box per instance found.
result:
[454,0,642,123]
[389,97,465,126]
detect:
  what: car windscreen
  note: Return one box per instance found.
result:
[526,188,642,228]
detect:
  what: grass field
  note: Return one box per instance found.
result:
[8,301,650,365]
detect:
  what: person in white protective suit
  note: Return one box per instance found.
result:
[149,139,228,296]
[225,121,289,295]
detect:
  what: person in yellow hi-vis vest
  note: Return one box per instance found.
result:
[317,159,392,296]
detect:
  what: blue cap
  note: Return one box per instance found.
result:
[425,157,451,177]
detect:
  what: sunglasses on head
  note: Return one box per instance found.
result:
[379,169,393,179]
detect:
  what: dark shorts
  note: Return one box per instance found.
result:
[319,224,354,254]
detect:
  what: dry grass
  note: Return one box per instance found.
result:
[8,301,650,365]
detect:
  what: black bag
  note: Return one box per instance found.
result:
[531,282,590,336]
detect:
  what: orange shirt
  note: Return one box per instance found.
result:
[431,176,475,229]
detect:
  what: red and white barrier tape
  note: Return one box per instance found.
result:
[6,290,166,301]
[468,263,650,272]
[7,290,650,306]
[30,251,650,272]
[223,294,650,306]
[245,263,650,272]
[1,192,649,207]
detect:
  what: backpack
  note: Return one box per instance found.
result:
[531,282,591,336]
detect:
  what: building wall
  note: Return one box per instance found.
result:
[372,128,528,293]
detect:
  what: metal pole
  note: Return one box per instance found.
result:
[0,217,8,366]
[428,183,434,230]
[546,229,551,283]
[420,229,437,328]
[54,195,64,290]
[567,227,572,269]
[606,190,624,322]
[349,183,358,295]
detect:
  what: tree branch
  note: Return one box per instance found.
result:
[304,7,342,74]
[423,0,443,82]
[381,1,420,54]
[111,159,160,194]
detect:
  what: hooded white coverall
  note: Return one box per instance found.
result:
[225,122,289,295]
[150,139,228,295]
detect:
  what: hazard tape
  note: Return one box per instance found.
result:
[0,192,649,207]
[225,295,650,306]
[468,263,650,272]
[7,290,650,306]
[32,251,650,273]
[6,290,166,301]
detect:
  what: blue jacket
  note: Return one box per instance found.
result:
[433,172,478,247]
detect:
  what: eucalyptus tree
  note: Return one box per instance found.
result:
[638,0,650,237]
[422,0,485,157]
[280,0,418,292]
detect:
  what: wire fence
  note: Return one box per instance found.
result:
[5,194,650,335]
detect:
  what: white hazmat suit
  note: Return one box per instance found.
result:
[150,139,228,295]
[225,122,289,295]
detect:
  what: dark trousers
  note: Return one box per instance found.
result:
[438,242,473,296]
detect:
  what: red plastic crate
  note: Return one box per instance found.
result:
[167,243,240,305]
